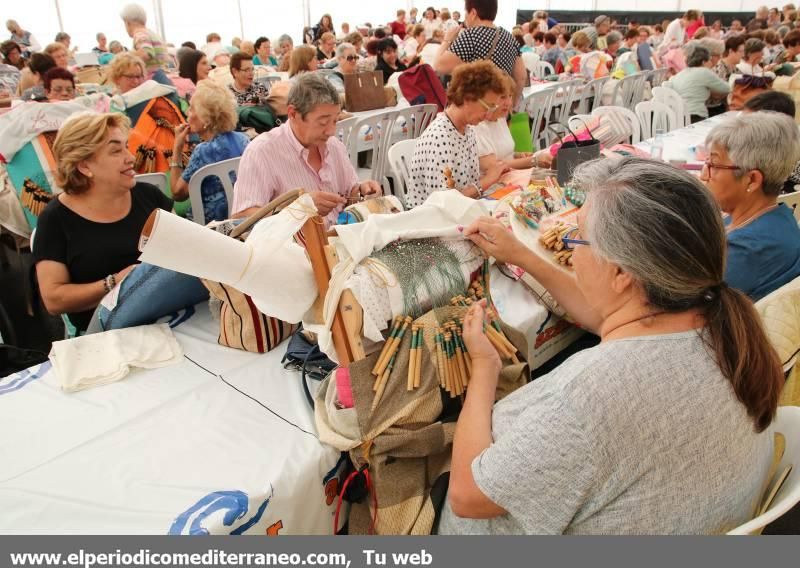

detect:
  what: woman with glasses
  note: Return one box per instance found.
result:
[701,111,800,300]
[326,43,359,94]
[406,60,507,209]
[43,67,75,102]
[109,52,147,94]
[438,157,782,534]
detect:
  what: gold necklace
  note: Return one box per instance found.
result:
[727,204,778,233]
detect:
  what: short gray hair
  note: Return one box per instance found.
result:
[336,42,355,58]
[606,31,622,45]
[705,111,800,196]
[697,37,724,56]
[288,73,341,117]
[120,3,147,24]
[573,157,726,309]
[278,34,293,47]
[685,44,710,67]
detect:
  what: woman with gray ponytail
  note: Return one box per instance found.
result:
[439,157,782,534]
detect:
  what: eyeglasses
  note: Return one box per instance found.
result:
[345,55,359,61]
[562,226,591,250]
[50,86,74,94]
[121,74,144,80]
[477,97,499,114]
[701,160,742,176]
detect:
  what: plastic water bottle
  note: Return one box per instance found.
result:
[650,128,665,161]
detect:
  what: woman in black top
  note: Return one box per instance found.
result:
[375,38,408,84]
[34,112,172,332]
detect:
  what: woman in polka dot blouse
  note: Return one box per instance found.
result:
[406,60,508,209]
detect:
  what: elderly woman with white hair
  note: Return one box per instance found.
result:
[326,42,359,93]
[170,80,249,222]
[120,3,171,81]
[664,45,730,122]
[701,111,800,300]
[438,157,783,534]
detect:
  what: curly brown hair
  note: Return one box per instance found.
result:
[446,60,506,107]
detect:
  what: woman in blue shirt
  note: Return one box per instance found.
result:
[169,79,249,223]
[701,111,800,301]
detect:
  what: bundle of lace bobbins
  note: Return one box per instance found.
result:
[538,222,574,267]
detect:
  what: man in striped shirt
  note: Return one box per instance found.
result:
[231,74,382,225]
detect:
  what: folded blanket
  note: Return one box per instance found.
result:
[49,324,183,392]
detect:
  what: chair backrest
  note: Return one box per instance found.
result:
[186,157,241,225]
[387,139,417,208]
[395,104,438,140]
[592,105,642,144]
[650,67,670,88]
[134,173,168,195]
[652,85,690,127]
[521,51,541,74]
[550,79,584,134]
[778,191,800,222]
[727,406,800,535]
[532,60,556,80]
[335,116,359,167]
[567,114,592,133]
[254,75,281,90]
[577,76,610,114]
[348,108,400,187]
[521,84,559,150]
[611,72,648,110]
[634,100,679,140]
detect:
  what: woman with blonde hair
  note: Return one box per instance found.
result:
[34,112,173,333]
[169,80,249,222]
[289,45,319,78]
[44,42,69,69]
[109,52,147,93]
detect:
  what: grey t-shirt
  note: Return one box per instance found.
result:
[438,331,773,535]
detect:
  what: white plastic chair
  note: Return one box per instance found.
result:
[386,139,417,208]
[576,76,610,114]
[347,108,400,190]
[548,80,584,140]
[653,86,691,128]
[521,84,559,150]
[186,157,241,225]
[650,67,670,88]
[592,105,642,144]
[395,104,438,140]
[634,100,679,140]
[521,51,541,76]
[610,72,649,110]
[335,116,359,157]
[134,173,168,195]
[727,406,800,535]
[778,191,800,222]
[531,60,556,80]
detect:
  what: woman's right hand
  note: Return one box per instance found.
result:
[174,124,190,151]
[460,216,528,265]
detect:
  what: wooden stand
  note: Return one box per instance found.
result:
[302,216,365,365]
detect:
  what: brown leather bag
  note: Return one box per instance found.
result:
[266,80,292,117]
[344,71,386,112]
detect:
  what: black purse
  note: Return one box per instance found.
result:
[281,326,337,408]
[548,121,601,185]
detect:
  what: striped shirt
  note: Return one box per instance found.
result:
[133,28,171,76]
[231,121,359,226]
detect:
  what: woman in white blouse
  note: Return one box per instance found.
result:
[474,76,553,174]
[422,7,442,40]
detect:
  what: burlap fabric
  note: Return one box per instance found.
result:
[315,307,529,535]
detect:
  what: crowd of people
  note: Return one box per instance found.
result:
[2,0,800,535]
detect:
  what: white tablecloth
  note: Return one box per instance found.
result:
[634,112,737,163]
[0,305,341,535]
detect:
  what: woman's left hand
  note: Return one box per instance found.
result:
[357,180,383,199]
[462,300,501,373]
[533,149,553,168]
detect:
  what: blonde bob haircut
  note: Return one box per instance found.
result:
[109,52,146,83]
[190,79,238,137]
[289,45,316,77]
[53,112,131,195]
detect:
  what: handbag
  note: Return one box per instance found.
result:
[344,71,386,112]
[729,74,774,110]
[549,122,601,185]
[201,190,302,354]
[265,80,291,118]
